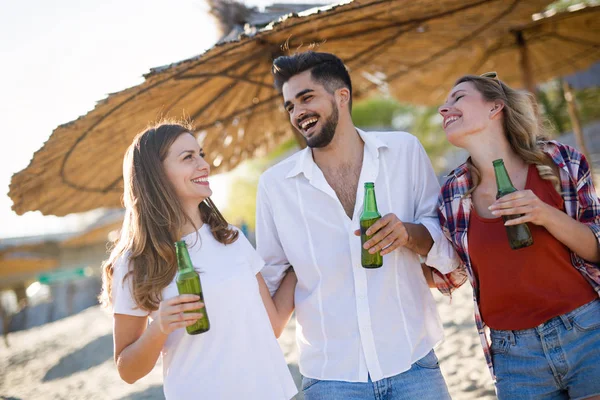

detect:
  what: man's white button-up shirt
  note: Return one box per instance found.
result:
[256,129,458,382]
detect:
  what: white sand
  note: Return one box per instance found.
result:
[0,284,496,399]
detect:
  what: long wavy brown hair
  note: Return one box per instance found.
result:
[454,75,560,193]
[99,120,238,312]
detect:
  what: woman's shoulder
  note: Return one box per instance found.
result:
[540,140,592,177]
[540,140,585,163]
[227,225,253,249]
[201,225,263,274]
[200,224,252,251]
[111,250,133,281]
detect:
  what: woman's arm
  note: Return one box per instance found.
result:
[257,269,297,338]
[113,294,204,383]
[540,206,599,263]
[113,315,167,384]
[490,190,600,263]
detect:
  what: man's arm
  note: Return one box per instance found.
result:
[255,176,291,296]
[357,137,459,271]
[404,222,434,256]
[411,138,459,274]
[357,217,432,257]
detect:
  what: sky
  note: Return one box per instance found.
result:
[0,0,310,239]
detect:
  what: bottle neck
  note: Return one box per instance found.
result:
[363,187,379,213]
[175,242,194,273]
[493,160,517,195]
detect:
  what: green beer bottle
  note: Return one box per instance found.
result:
[492,159,534,250]
[360,182,383,268]
[175,240,210,334]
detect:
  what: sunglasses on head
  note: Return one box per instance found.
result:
[480,71,498,80]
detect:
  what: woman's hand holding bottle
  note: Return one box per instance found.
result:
[157,294,204,335]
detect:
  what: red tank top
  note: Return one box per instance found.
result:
[468,164,596,330]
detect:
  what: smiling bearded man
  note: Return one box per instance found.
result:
[294,93,339,149]
[254,51,460,400]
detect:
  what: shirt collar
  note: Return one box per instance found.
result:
[446,160,470,179]
[285,145,313,179]
[540,140,565,169]
[285,128,388,180]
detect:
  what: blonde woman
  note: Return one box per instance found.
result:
[100,121,298,399]
[437,73,600,399]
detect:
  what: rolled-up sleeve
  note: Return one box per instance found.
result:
[411,138,459,274]
[577,153,600,247]
[255,175,291,296]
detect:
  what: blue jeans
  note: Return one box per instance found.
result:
[301,349,451,400]
[491,299,600,400]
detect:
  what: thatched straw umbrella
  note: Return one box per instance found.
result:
[9,0,552,217]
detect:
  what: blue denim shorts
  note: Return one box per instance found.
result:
[301,349,451,400]
[490,298,600,400]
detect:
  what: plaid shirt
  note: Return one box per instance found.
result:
[434,140,600,379]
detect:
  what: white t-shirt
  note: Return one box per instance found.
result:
[112,225,297,400]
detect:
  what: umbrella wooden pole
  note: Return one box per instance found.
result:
[562,80,593,169]
[516,31,536,95]
[516,30,551,144]
[0,303,10,347]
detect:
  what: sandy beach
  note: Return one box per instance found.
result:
[0,284,495,400]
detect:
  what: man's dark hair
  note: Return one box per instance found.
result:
[272,51,353,109]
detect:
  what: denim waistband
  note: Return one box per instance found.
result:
[489,298,599,339]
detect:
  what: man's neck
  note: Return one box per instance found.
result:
[311,119,364,172]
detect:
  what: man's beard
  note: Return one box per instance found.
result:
[306,102,339,149]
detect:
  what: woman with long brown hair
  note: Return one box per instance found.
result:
[99,121,297,399]
[436,73,600,399]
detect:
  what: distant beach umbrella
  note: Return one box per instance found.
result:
[0,251,58,289]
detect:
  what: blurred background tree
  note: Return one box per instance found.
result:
[537,80,600,136]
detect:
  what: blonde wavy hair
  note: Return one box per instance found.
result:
[99,120,238,312]
[454,74,560,193]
